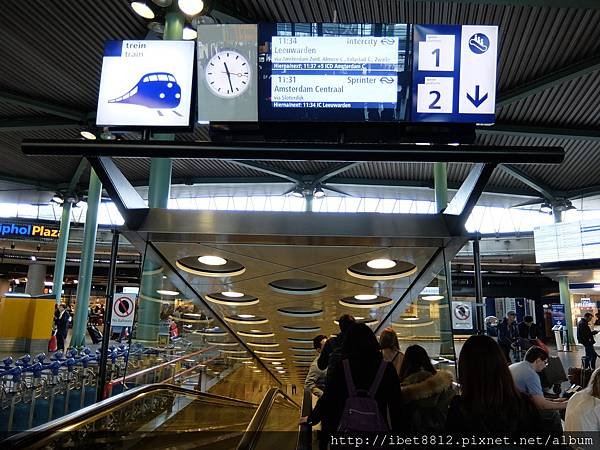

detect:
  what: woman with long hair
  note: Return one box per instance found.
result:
[379,327,404,375]
[398,345,455,432]
[446,335,542,432]
[303,323,402,432]
[565,368,600,431]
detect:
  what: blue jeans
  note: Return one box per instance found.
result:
[584,345,597,369]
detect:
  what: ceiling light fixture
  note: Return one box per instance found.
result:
[156,289,179,296]
[354,294,378,301]
[198,255,227,266]
[178,0,204,15]
[52,195,64,204]
[421,295,444,301]
[313,187,325,198]
[367,258,396,269]
[182,25,197,40]
[131,1,156,18]
[80,130,97,140]
[222,291,244,298]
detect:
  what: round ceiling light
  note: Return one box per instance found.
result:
[206,341,239,347]
[220,349,248,354]
[268,278,327,295]
[339,295,393,309]
[80,130,97,140]
[277,306,323,318]
[354,294,377,301]
[223,291,244,298]
[421,295,444,301]
[205,292,258,306]
[367,259,396,269]
[229,356,252,361]
[247,342,280,347]
[347,259,417,280]
[224,314,268,325]
[287,337,313,343]
[238,330,275,338]
[198,255,227,266]
[254,350,283,355]
[131,1,155,19]
[177,256,245,277]
[335,317,379,326]
[156,289,180,296]
[178,0,204,16]
[260,356,285,361]
[282,325,321,333]
[182,25,197,40]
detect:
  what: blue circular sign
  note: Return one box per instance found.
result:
[468,33,490,54]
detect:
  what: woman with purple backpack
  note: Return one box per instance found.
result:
[301,323,403,443]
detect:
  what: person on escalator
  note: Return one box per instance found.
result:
[301,323,402,440]
[317,314,355,382]
[305,334,328,398]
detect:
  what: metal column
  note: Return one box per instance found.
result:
[473,237,485,334]
[70,170,102,348]
[98,230,119,400]
[137,10,183,342]
[434,162,454,357]
[53,201,72,304]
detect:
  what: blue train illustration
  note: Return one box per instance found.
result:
[108,72,182,109]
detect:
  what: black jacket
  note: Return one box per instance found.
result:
[318,333,345,372]
[518,322,541,340]
[445,393,542,433]
[497,318,519,348]
[55,310,70,338]
[309,356,402,432]
[577,318,596,346]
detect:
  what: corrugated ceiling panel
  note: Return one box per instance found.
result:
[0,103,49,118]
[0,0,146,110]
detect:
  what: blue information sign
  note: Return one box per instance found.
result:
[411,25,498,123]
[551,304,566,327]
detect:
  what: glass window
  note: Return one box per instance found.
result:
[149,74,159,82]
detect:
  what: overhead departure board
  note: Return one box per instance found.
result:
[258,23,412,122]
[534,219,600,264]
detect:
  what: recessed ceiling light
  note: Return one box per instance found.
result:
[131,1,155,19]
[421,295,444,301]
[253,369,262,373]
[198,255,227,266]
[272,362,282,365]
[367,259,396,269]
[254,350,283,355]
[354,294,377,301]
[238,314,255,319]
[247,342,279,347]
[222,291,244,298]
[260,357,285,361]
[238,330,275,338]
[156,289,179,296]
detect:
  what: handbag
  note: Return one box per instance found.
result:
[48,332,57,352]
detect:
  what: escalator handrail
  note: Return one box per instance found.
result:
[296,389,313,450]
[237,387,300,450]
[4,383,257,448]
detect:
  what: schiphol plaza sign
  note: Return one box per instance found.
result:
[96,24,498,127]
[0,223,60,239]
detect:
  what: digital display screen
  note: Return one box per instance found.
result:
[258,24,412,122]
[534,219,600,264]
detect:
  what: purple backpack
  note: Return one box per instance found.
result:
[337,359,390,433]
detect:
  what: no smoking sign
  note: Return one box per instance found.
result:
[111,294,136,327]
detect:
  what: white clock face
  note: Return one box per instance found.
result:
[205,50,251,98]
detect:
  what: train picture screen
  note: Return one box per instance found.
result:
[258,23,412,122]
[97,40,195,127]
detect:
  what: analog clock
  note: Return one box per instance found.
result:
[205,50,251,98]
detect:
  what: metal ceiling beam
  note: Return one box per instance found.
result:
[477,124,600,142]
[314,162,362,184]
[0,117,82,132]
[21,140,566,164]
[566,185,600,200]
[497,54,600,108]
[417,1,600,8]
[229,161,301,183]
[499,165,557,201]
[0,91,88,122]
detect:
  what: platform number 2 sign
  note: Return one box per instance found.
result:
[416,34,455,114]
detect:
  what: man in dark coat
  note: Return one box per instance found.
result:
[518,315,542,340]
[317,314,355,380]
[497,311,519,363]
[55,304,70,351]
[577,312,599,369]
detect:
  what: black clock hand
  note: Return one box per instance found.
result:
[223,62,234,92]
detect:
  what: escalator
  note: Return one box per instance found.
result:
[3,384,305,450]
